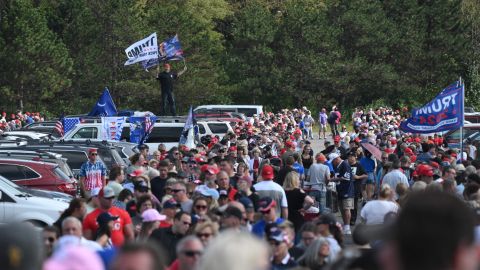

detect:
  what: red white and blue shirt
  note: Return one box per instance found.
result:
[79,161,107,191]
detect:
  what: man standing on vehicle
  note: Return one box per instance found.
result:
[157,63,187,116]
[79,148,107,198]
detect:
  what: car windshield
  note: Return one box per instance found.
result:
[0,176,24,196]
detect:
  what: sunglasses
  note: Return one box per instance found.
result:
[195,205,207,210]
[182,250,203,257]
[45,237,56,243]
[172,189,184,193]
[183,221,192,226]
[90,153,98,156]
[196,233,212,238]
[269,241,282,246]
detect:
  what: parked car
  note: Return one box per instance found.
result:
[0,142,125,175]
[63,119,233,152]
[20,121,62,138]
[194,105,263,118]
[51,139,138,164]
[0,175,72,203]
[0,177,68,226]
[443,123,480,149]
[0,159,77,195]
[2,131,51,141]
[0,150,76,180]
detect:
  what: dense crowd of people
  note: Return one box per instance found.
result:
[0,111,44,132]
[2,106,480,270]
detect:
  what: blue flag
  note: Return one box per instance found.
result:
[142,34,184,70]
[129,115,157,145]
[88,88,118,117]
[400,81,464,133]
[63,117,81,134]
[179,106,197,146]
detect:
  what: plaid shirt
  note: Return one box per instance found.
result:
[79,160,106,191]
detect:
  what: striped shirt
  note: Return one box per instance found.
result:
[79,161,106,191]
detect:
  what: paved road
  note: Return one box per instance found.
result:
[306,135,356,245]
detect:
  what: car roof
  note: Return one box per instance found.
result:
[0,158,57,167]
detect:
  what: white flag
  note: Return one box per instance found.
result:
[124,33,158,66]
[101,117,126,140]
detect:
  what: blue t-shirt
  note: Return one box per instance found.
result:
[292,162,304,175]
[359,157,375,173]
[334,161,354,198]
[325,160,334,172]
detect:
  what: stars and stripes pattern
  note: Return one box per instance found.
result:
[63,117,81,134]
[54,115,64,137]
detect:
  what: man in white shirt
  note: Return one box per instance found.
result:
[254,165,288,219]
[382,159,409,199]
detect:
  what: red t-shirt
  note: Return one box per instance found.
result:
[83,207,132,247]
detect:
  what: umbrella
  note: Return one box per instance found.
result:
[361,142,382,160]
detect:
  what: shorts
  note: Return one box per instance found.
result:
[338,198,354,210]
[364,172,375,185]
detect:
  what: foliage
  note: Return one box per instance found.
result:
[0,0,476,115]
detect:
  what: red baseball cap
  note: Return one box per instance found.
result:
[88,148,98,154]
[416,164,433,177]
[206,165,220,175]
[261,165,274,180]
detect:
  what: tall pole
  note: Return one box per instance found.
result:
[460,77,465,162]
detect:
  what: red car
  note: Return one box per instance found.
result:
[0,159,77,195]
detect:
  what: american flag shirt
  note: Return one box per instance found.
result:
[79,161,107,191]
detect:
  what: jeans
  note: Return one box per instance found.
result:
[308,189,329,214]
[330,123,339,136]
[161,90,176,116]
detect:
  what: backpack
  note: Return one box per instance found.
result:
[327,111,338,124]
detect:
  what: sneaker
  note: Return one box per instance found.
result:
[343,228,352,235]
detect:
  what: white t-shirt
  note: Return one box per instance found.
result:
[254,180,288,216]
[360,200,399,225]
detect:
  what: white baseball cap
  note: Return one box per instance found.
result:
[328,153,340,161]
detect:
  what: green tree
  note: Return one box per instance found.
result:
[0,0,72,113]
[223,0,292,108]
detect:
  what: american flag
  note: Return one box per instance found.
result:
[140,115,156,144]
[63,117,81,134]
[54,115,64,137]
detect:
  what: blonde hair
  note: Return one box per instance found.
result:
[194,221,219,236]
[283,171,300,190]
[379,184,394,199]
[197,231,269,270]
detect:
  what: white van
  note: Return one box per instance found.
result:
[63,119,233,152]
[194,105,263,118]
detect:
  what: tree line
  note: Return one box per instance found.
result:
[0,0,478,116]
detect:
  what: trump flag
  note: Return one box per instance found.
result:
[400,81,464,133]
[142,34,184,70]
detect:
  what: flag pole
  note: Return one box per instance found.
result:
[460,77,464,162]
